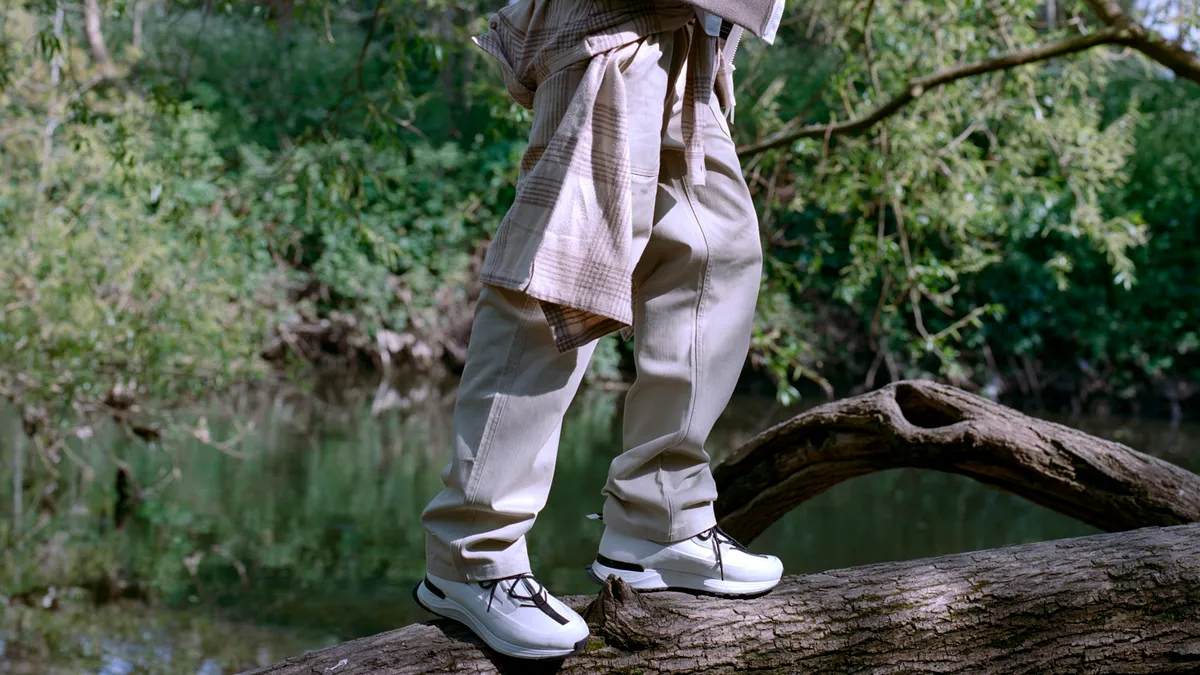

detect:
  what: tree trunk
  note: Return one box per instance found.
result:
[713,380,1200,543]
[250,523,1200,674]
[82,0,114,75]
[132,0,145,51]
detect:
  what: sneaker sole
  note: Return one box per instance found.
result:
[412,581,589,660]
[587,560,780,598]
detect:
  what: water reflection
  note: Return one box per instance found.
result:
[1,383,1197,673]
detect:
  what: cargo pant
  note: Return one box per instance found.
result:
[422,24,762,582]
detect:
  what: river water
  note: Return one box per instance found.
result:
[1,382,1197,673]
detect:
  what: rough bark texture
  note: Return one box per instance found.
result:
[249,524,1200,674]
[713,380,1200,543]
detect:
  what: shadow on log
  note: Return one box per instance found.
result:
[249,380,1200,674]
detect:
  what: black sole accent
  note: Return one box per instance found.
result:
[594,553,644,572]
[423,576,447,599]
[412,581,432,613]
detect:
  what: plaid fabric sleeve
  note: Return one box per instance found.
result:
[541,302,626,353]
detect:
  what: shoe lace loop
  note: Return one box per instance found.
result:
[695,525,748,581]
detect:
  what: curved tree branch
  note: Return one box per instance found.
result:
[737,26,1125,156]
[738,0,1200,159]
[306,0,387,139]
[711,380,1200,543]
[1082,0,1200,84]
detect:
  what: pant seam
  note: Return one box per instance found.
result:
[657,173,712,539]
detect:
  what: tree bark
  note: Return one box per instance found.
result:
[713,380,1200,543]
[1081,0,1200,85]
[250,523,1200,674]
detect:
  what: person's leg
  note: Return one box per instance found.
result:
[415,283,596,659]
[589,28,781,595]
[421,283,597,582]
[415,29,679,659]
[601,102,764,544]
[421,23,678,586]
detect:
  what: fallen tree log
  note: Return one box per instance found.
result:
[714,380,1200,542]
[251,380,1200,674]
[250,523,1200,674]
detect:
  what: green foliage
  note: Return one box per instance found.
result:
[2,0,1192,428]
[737,0,1195,397]
[0,3,525,439]
[0,15,273,436]
[977,65,1200,389]
[134,11,391,151]
[234,137,518,328]
[128,1,527,340]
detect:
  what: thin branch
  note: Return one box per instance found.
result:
[862,0,882,96]
[891,194,931,340]
[11,422,24,534]
[937,121,982,157]
[37,3,65,199]
[132,0,145,50]
[738,25,1125,156]
[181,0,214,91]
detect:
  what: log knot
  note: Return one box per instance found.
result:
[583,576,675,651]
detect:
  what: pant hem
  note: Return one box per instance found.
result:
[601,500,717,544]
[426,557,533,584]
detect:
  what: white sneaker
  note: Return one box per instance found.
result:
[588,525,783,597]
[413,572,590,659]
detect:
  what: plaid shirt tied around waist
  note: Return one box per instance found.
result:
[472,0,774,352]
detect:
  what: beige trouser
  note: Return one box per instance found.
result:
[422,26,762,582]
